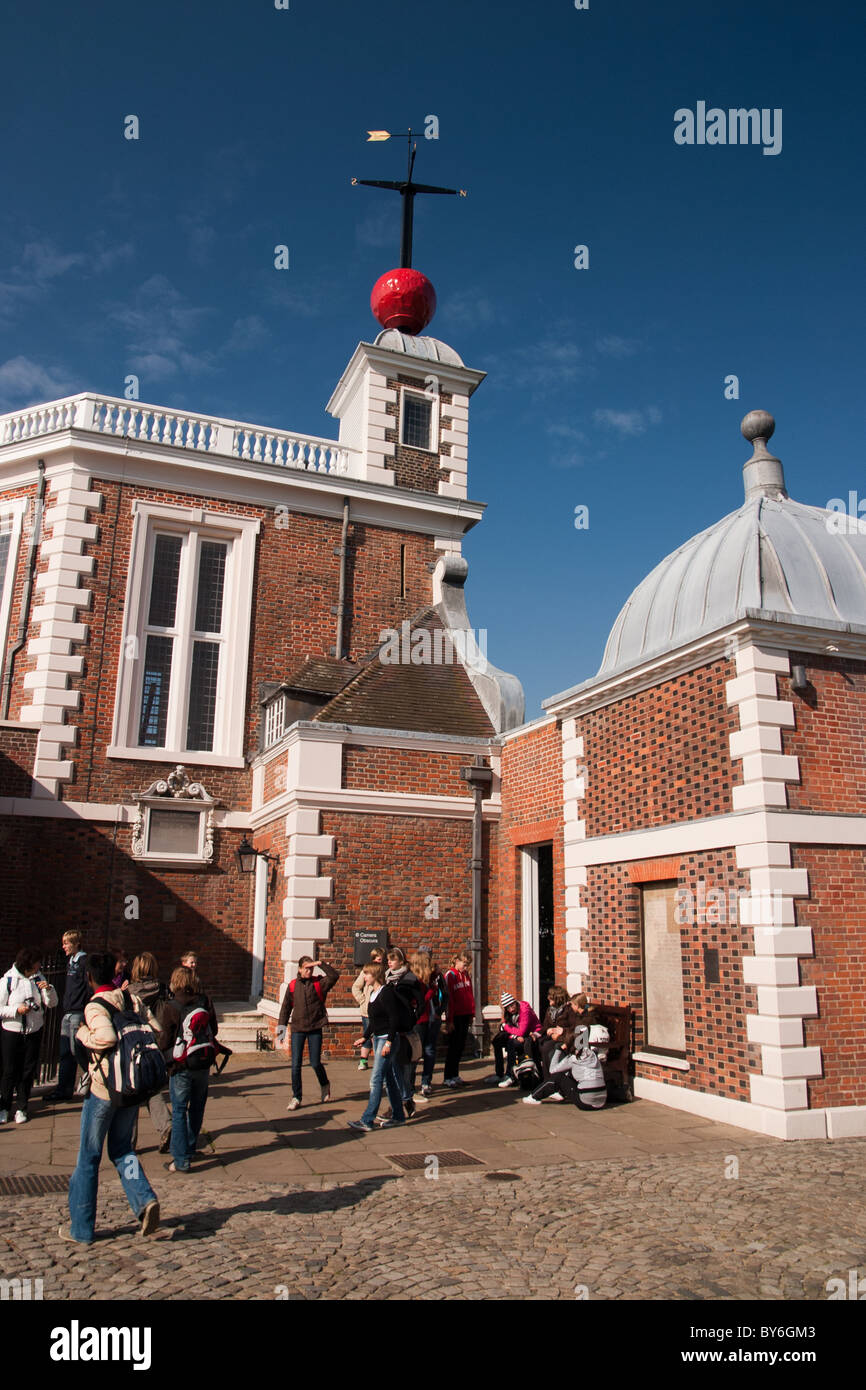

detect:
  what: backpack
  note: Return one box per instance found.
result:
[172,997,217,1071]
[392,976,424,1033]
[288,977,323,1005]
[90,997,168,1107]
[431,972,449,1017]
[513,1058,541,1091]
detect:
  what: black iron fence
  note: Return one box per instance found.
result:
[36,951,66,1085]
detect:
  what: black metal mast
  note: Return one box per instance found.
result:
[354,130,463,268]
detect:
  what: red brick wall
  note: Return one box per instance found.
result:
[385,377,451,493]
[0,814,254,996]
[793,844,866,1106]
[0,725,37,795]
[24,477,439,805]
[342,744,474,796]
[577,656,738,836]
[782,653,866,814]
[584,850,759,1099]
[496,721,565,1001]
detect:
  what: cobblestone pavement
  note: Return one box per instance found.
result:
[1,1058,863,1301]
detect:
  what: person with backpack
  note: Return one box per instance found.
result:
[45,931,91,1104]
[348,960,405,1131]
[156,965,218,1173]
[0,948,58,1124]
[59,951,161,1244]
[129,953,172,1152]
[442,950,475,1088]
[409,950,446,1101]
[491,992,542,1089]
[351,946,385,1071]
[278,956,339,1111]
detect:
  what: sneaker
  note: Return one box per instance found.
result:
[14,1109,28,1123]
[420,1084,432,1098]
[58,1225,91,1245]
[286,1098,301,1111]
[320,1087,331,1103]
[357,1060,368,1071]
[0,1111,8,1124]
[164,1161,191,1174]
[374,1117,403,1128]
[405,1098,416,1119]
[159,1126,172,1154]
[347,1119,374,1132]
[523,1095,543,1105]
[497,1077,515,1089]
[547,1092,565,1102]
[139,1201,160,1237]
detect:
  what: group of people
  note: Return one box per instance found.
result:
[490,985,610,1109]
[1,932,228,1244]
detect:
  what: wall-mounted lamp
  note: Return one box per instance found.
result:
[790,664,810,694]
[236,837,279,875]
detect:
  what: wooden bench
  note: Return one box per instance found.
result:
[588,1002,635,1101]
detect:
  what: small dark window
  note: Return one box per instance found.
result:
[402,394,432,450]
[703,945,720,986]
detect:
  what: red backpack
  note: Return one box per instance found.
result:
[288,978,323,1004]
[172,998,217,1071]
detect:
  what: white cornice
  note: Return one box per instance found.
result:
[249,787,501,830]
[326,341,485,418]
[252,720,497,769]
[0,438,485,539]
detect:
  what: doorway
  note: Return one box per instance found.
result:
[520,843,555,1014]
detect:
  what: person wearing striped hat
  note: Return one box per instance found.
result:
[491,991,541,1088]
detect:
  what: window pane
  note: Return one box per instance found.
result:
[138,635,174,746]
[148,535,183,627]
[641,883,686,1053]
[195,541,227,633]
[0,524,11,591]
[148,809,201,855]
[187,640,220,750]
[402,395,432,450]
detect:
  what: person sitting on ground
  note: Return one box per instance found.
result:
[537,984,574,1081]
[491,992,542,1088]
[0,949,58,1125]
[524,1025,607,1109]
[351,946,385,1071]
[348,961,405,1132]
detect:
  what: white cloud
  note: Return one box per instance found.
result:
[0,356,78,411]
[595,334,642,358]
[593,407,662,437]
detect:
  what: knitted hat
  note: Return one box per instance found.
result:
[501,992,518,1008]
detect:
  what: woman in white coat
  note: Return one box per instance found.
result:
[0,947,58,1123]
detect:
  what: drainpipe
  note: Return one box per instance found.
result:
[333,497,350,659]
[0,459,46,719]
[460,755,493,1047]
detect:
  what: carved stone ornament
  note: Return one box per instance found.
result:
[131,765,218,862]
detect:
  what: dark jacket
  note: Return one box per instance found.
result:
[278,963,339,1033]
[62,950,91,1015]
[362,983,403,1046]
[157,989,218,1072]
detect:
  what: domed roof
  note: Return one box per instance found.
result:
[374,329,465,368]
[598,411,866,678]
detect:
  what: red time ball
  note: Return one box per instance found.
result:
[370,268,436,336]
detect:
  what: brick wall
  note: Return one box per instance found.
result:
[793,844,866,1107]
[782,653,866,814]
[584,850,759,1100]
[385,377,451,493]
[577,656,738,836]
[0,725,37,795]
[496,721,565,1000]
[342,744,474,796]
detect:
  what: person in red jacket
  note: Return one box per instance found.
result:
[442,951,475,1087]
[491,992,542,1088]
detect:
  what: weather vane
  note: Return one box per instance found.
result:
[353,128,467,268]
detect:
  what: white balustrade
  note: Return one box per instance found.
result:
[0,392,354,476]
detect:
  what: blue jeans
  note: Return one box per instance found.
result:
[290,1030,329,1100]
[68,1093,157,1243]
[421,1016,441,1087]
[169,1068,209,1171]
[361,1035,405,1126]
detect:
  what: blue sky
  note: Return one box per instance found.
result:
[1,0,863,716]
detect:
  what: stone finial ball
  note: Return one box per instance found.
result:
[371,267,436,335]
[741,409,775,444]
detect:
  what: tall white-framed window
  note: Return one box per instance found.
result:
[0,497,28,684]
[110,502,260,767]
[400,388,439,453]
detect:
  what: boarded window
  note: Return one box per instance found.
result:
[640,881,686,1055]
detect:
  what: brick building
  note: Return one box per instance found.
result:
[2,321,865,1138]
[498,410,866,1140]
